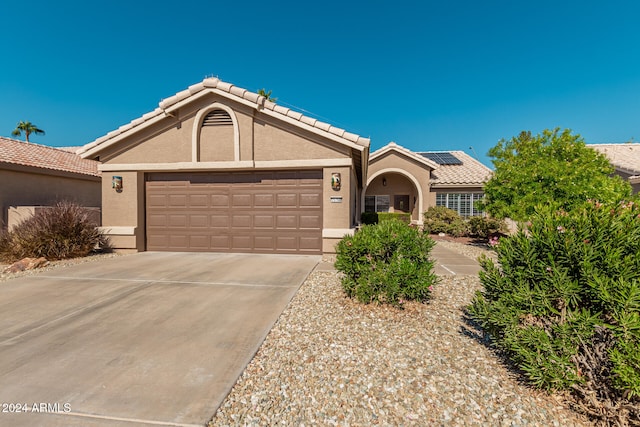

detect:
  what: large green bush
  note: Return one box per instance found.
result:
[0,202,108,261]
[335,219,438,306]
[467,216,508,238]
[423,206,469,237]
[468,200,640,423]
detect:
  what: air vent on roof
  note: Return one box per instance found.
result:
[420,152,462,165]
[202,110,232,126]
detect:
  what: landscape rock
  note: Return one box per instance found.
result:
[3,257,49,274]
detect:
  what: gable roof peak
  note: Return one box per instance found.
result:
[79,77,369,158]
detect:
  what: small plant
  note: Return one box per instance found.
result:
[0,202,108,261]
[423,206,468,237]
[335,219,439,307]
[468,200,640,424]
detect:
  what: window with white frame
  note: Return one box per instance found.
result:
[435,193,484,217]
[364,195,390,213]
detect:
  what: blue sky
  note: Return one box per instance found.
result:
[2,1,639,167]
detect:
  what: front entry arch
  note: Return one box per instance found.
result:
[362,168,424,224]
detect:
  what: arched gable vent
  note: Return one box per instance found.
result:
[202,109,233,126]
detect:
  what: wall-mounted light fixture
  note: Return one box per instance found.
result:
[112,176,123,192]
[382,177,387,186]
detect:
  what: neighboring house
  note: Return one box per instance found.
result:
[589,143,640,193]
[78,78,370,254]
[0,136,101,228]
[365,142,491,224]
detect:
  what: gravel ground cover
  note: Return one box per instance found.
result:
[210,242,590,426]
[0,252,122,283]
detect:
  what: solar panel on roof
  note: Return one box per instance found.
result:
[419,152,463,165]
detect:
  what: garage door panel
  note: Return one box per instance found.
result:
[210,215,229,228]
[211,195,230,207]
[211,236,230,250]
[232,194,252,208]
[254,215,275,228]
[254,194,274,207]
[300,193,321,207]
[299,215,322,229]
[190,215,209,228]
[232,215,252,228]
[300,236,322,250]
[276,193,297,207]
[146,171,322,253]
[189,194,209,207]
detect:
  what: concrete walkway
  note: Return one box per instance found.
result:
[316,242,481,275]
[0,252,319,427]
[431,243,482,275]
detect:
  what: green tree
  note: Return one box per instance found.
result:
[257,88,277,102]
[11,120,45,142]
[479,128,631,220]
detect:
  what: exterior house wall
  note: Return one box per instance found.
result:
[0,168,101,228]
[100,171,145,251]
[322,165,354,252]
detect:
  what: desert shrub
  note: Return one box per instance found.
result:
[0,202,108,261]
[377,212,411,223]
[423,206,469,237]
[360,212,379,225]
[468,200,640,424]
[335,219,439,307]
[468,216,508,238]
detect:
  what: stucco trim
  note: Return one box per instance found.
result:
[191,103,240,162]
[322,228,355,238]
[99,226,136,235]
[99,161,255,172]
[364,168,425,224]
[254,158,352,169]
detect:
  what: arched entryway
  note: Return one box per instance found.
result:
[362,168,424,224]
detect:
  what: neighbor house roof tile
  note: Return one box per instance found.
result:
[0,137,99,176]
[589,143,640,175]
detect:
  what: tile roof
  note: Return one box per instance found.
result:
[0,137,99,177]
[418,150,492,185]
[588,143,640,175]
[78,78,370,158]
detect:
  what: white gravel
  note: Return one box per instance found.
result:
[210,242,590,426]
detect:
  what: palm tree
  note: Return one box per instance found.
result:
[11,121,45,142]
[257,88,277,102]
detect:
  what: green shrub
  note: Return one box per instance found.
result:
[468,216,508,238]
[377,212,411,223]
[0,202,108,261]
[468,200,640,423]
[360,212,379,225]
[423,206,469,237]
[335,219,439,307]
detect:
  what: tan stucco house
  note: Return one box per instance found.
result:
[79,79,493,254]
[589,143,640,193]
[0,137,101,228]
[365,142,491,224]
[78,78,370,254]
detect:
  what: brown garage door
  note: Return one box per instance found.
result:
[145,171,323,254]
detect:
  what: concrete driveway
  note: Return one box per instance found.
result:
[0,252,320,427]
